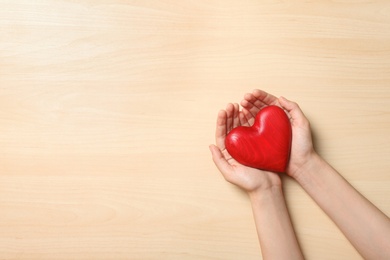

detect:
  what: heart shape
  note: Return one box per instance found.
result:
[225,105,292,172]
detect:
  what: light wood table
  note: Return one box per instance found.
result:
[1,1,389,259]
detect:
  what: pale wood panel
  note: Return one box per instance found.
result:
[1,1,389,259]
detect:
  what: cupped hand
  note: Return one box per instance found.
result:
[209,103,281,194]
[240,89,316,178]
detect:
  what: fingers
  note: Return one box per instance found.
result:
[232,103,240,128]
[240,90,278,125]
[215,110,227,149]
[226,103,241,132]
[239,111,250,126]
[216,103,242,150]
[240,89,277,109]
[240,94,261,118]
[242,108,255,126]
[226,103,234,132]
[252,89,278,105]
[242,89,278,108]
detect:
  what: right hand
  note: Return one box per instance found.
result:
[240,89,316,178]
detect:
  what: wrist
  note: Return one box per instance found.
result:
[248,182,283,203]
[292,152,326,184]
[247,171,282,198]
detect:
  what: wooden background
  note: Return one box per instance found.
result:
[1,1,389,259]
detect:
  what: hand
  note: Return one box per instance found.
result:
[210,102,304,260]
[240,89,316,178]
[209,103,281,194]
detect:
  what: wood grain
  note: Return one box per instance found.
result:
[1,1,390,259]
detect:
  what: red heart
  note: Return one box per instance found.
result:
[225,105,292,172]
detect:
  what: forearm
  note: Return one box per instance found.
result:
[249,186,304,260]
[295,153,390,260]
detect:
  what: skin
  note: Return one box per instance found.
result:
[209,101,304,260]
[211,89,390,259]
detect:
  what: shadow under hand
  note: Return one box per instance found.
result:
[306,114,323,155]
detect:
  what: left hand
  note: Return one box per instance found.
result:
[209,103,281,194]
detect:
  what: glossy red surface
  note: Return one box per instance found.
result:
[225,105,292,172]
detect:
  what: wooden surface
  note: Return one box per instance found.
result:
[1,1,390,259]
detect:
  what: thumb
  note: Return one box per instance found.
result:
[278,96,306,122]
[209,145,234,180]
